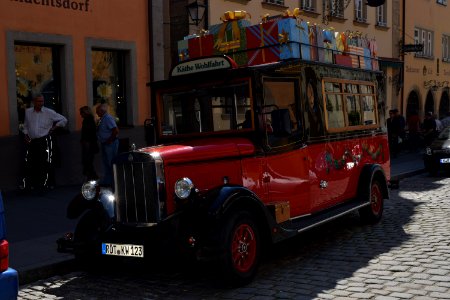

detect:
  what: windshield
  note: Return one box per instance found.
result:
[158,80,252,137]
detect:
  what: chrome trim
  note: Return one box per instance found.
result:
[150,151,166,220]
[297,202,370,233]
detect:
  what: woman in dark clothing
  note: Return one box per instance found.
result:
[79,106,99,180]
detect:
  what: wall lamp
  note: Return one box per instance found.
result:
[187,0,206,26]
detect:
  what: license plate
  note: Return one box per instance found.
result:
[440,158,450,163]
[102,243,144,258]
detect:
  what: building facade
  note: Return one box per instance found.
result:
[0,0,153,190]
[402,0,450,120]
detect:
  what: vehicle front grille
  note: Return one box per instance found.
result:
[114,152,162,225]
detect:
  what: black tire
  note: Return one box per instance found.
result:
[218,211,260,287]
[73,210,103,267]
[359,179,384,224]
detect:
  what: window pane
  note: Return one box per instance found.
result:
[346,95,362,126]
[15,44,61,124]
[92,50,127,125]
[362,95,377,125]
[326,94,345,128]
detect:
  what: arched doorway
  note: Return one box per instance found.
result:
[439,90,450,118]
[425,90,435,115]
[406,90,420,119]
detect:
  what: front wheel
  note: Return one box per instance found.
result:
[218,211,260,286]
[359,179,384,224]
[73,210,104,266]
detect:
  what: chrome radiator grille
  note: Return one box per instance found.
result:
[114,152,162,225]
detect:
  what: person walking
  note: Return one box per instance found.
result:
[80,106,99,181]
[423,112,437,146]
[96,103,119,187]
[407,110,421,152]
[20,94,67,191]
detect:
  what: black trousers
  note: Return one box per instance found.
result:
[22,135,55,189]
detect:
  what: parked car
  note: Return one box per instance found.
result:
[424,127,450,175]
[0,191,19,300]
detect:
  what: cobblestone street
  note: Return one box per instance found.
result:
[19,174,450,300]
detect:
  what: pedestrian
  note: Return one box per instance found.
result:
[407,109,421,152]
[80,106,99,181]
[434,114,443,133]
[387,108,405,157]
[20,94,67,191]
[96,103,119,187]
[423,111,437,146]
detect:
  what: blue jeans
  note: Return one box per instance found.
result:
[100,139,119,186]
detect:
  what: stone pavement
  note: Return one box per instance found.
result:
[2,149,426,286]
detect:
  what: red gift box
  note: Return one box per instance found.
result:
[188,34,214,59]
[335,54,352,67]
[245,20,280,66]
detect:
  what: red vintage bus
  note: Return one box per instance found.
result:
[68,53,390,286]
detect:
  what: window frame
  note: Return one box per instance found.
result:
[376,4,387,27]
[443,34,450,62]
[321,78,379,133]
[263,0,285,6]
[414,27,434,59]
[301,0,315,12]
[331,0,345,18]
[354,0,367,22]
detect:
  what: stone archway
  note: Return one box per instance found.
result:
[425,90,435,115]
[439,90,450,119]
[406,90,420,119]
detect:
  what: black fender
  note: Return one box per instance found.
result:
[67,189,115,220]
[358,164,389,201]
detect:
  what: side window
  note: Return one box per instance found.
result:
[324,82,346,129]
[263,79,300,149]
[304,80,325,139]
[323,79,378,132]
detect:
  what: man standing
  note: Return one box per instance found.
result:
[96,103,119,186]
[21,94,67,190]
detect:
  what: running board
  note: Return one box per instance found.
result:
[281,198,370,234]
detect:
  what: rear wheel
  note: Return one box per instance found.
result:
[219,211,260,286]
[359,179,384,224]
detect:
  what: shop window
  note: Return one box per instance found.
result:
[92,50,127,126]
[14,44,61,124]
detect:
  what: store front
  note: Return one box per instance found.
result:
[0,1,151,190]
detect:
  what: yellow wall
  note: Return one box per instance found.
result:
[0,0,151,136]
[403,0,450,118]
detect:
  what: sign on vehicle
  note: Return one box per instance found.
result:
[102,243,144,257]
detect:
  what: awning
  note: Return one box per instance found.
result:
[378,57,404,68]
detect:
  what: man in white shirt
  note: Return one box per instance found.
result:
[20,94,67,191]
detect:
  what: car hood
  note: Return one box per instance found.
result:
[139,137,256,164]
[430,139,450,149]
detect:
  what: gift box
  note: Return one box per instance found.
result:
[187,34,214,59]
[245,19,280,66]
[278,18,301,60]
[297,20,310,60]
[308,24,319,61]
[177,39,189,61]
[369,40,379,71]
[363,48,372,70]
[210,20,249,66]
[323,29,336,64]
[335,54,352,67]
[347,45,364,68]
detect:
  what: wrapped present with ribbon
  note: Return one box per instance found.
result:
[278,18,300,60]
[363,47,372,70]
[308,24,319,61]
[297,20,310,61]
[369,39,379,71]
[335,53,352,67]
[335,32,348,53]
[323,28,336,64]
[177,39,189,62]
[209,11,251,66]
[187,34,214,59]
[245,19,280,66]
[347,45,365,68]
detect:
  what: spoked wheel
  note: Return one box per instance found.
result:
[219,211,260,286]
[359,179,384,224]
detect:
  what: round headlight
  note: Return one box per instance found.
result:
[82,180,98,200]
[174,177,194,199]
[425,147,432,155]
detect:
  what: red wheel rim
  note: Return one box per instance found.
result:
[231,223,257,273]
[371,183,382,215]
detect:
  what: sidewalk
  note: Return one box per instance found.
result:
[2,150,426,286]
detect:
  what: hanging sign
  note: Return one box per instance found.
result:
[171,56,235,77]
[402,44,424,53]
